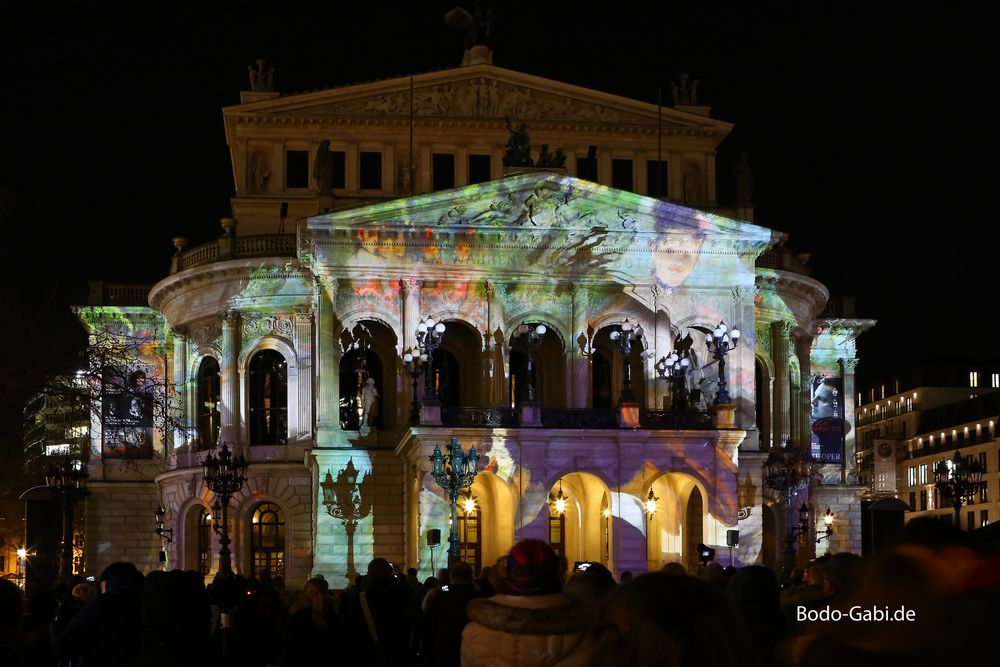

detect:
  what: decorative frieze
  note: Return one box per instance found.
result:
[242,314,294,339]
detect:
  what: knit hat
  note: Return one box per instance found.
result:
[501,540,562,596]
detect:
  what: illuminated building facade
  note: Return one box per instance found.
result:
[75,48,871,586]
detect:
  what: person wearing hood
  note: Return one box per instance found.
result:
[461,540,590,667]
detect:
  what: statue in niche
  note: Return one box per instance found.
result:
[247,58,275,92]
[503,117,533,167]
[313,140,335,194]
[444,2,493,49]
[672,73,698,106]
[249,152,271,193]
[360,377,379,436]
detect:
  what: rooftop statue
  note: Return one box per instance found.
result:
[248,58,276,92]
[444,2,493,49]
[672,73,698,106]
[313,140,336,194]
[503,117,533,167]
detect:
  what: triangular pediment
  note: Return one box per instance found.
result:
[308,172,776,258]
[226,63,730,134]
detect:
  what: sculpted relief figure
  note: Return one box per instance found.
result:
[503,117,533,167]
[249,151,271,193]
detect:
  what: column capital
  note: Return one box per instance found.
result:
[400,277,423,295]
[839,357,860,373]
[222,310,240,327]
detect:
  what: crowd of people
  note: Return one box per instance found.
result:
[1,516,998,667]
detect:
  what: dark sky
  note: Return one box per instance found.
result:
[1,2,995,389]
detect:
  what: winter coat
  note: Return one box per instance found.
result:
[460,593,590,667]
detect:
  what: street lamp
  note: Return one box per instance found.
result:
[934,450,984,529]
[656,349,693,414]
[703,321,740,404]
[551,478,569,515]
[154,505,173,568]
[429,436,479,560]
[202,442,248,578]
[609,318,644,404]
[402,348,428,424]
[513,322,547,403]
[417,317,447,404]
[762,441,811,582]
[320,459,372,583]
[16,548,28,590]
[645,488,659,516]
[816,507,835,543]
[45,455,90,582]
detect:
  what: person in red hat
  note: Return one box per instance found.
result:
[460,540,590,666]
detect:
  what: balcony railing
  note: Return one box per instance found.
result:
[429,407,711,429]
[173,233,296,273]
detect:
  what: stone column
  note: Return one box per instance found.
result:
[794,333,814,447]
[839,358,860,484]
[220,311,242,446]
[771,321,792,447]
[571,285,591,408]
[401,278,422,353]
[315,277,341,447]
[294,307,314,442]
[170,327,189,455]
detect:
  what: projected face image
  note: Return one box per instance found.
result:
[651,232,706,288]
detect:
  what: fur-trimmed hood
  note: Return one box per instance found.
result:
[466,593,592,635]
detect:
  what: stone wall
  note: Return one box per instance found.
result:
[84,481,162,576]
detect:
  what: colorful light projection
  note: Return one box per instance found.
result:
[73,306,171,460]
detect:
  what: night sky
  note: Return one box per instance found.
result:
[1,2,995,402]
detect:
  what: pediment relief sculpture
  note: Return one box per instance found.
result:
[321,78,654,124]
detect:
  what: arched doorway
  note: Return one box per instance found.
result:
[684,487,705,573]
[646,473,707,572]
[592,325,646,408]
[435,320,484,407]
[508,324,567,408]
[546,472,613,568]
[338,320,398,430]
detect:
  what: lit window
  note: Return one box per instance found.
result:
[248,350,288,446]
[993,373,1000,389]
[970,371,980,387]
[880,385,886,399]
[908,466,917,487]
[918,463,928,485]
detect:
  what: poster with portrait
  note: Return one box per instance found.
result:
[810,375,844,463]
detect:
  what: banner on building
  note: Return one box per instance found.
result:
[873,440,896,493]
[102,366,154,458]
[811,375,844,463]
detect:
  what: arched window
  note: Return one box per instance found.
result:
[198,508,212,576]
[196,357,221,450]
[249,350,287,445]
[251,503,285,581]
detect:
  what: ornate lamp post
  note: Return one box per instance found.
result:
[429,436,479,560]
[402,348,428,425]
[202,442,248,578]
[762,441,811,582]
[934,450,984,529]
[512,322,547,403]
[16,548,28,590]
[703,321,740,404]
[417,317,447,404]
[45,456,90,582]
[656,349,692,413]
[320,458,372,583]
[609,318,644,404]
[816,507,835,543]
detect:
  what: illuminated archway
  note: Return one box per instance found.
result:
[546,472,613,569]
[645,473,709,572]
